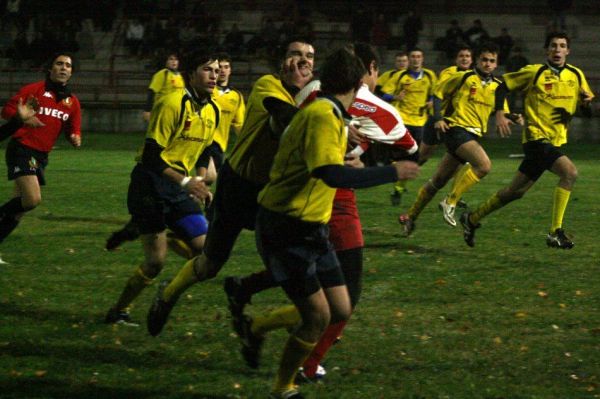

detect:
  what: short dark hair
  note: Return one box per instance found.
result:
[320,48,365,95]
[408,47,424,55]
[278,36,314,61]
[395,51,407,58]
[545,31,570,48]
[216,52,232,64]
[476,42,499,57]
[45,52,76,76]
[180,48,219,80]
[352,42,380,75]
[456,46,473,56]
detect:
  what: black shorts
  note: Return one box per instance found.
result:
[518,140,564,181]
[406,124,424,145]
[203,161,263,264]
[127,164,203,235]
[203,142,225,171]
[422,116,442,146]
[5,139,48,185]
[443,126,479,162]
[255,206,345,300]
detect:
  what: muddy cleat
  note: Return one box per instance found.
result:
[147,280,176,336]
[460,212,480,247]
[398,213,415,237]
[239,315,264,369]
[269,388,305,399]
[105,221,140,250]
[104,308,139,327]
[546,228,574,249]
[439,198,457,227]
[224,276,250,336]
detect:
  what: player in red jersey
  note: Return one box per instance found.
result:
[0,53,81,260]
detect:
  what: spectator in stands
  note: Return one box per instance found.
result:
[222,23,245,57]
[2,0,24,30]
[548,0,572,31]
[493,28,514,65]
[403,10,423,51]
[350,4,373,42]
[246,17,279,57]
[125,18,145,57]
[505,47,529,112]
[179,19,198,52]
[5,30,29,67]
[371,13,391,52]
[463,19,489,48]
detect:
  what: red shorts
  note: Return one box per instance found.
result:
[328,189,363,251]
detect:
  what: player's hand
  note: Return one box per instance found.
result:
[504,112,524,125]
[185,177,212,201]
[142,111,151,122]
[495,110,513,138]
[551,107,573,125]
[434,119,449,133]
[394,90,407,101]
[69,134,81,147]
[393,160,420,180]
[580,90,593,106]
[282,58,312,89]
[347,121,366,146]
[17,97,45,127]
[344,154,364,169]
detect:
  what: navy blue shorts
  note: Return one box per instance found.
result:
[5,139,48,185]
[422,117,442,145]
[127,164,203,235]
[518,140,564,181]
[255,206,345,300]
[203,161,263,264]
[443,126,479,162]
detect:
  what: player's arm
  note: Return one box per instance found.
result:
[494,82,514,137]
[312,162,419,189]
[263,96,299,138]
[231,92,245,134]
[66,98,82,147]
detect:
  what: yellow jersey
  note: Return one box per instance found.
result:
[227,74,295,184]
[381,68,437,126]
[435,70,507,136]
[503,63,593,146]
[212,86,245,152]
[258,96,348,224]
[376,68,403,91]
[148,68,185,103]
[144,89,220,175]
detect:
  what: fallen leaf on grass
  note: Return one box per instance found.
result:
[9,370,22,377]
[435,279,447,286]
[576,290,583,296]
[559,303,567,309]
[35,370,47,377]
[515,312,527,318]
[66,248,75,254]
[537,291,548,298]
[233,383,241,389]
[493,337,503,344]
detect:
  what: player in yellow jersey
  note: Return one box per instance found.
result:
[199,53,245,180]
[142,52,185,122]
[254,48,418,399]
[399,42,518,236]
[381,48,437,205]
[374,51,407,96]
[146,37,316,336]
[104,49,220,326]
[460,32,594,249]
[419,46,473,165]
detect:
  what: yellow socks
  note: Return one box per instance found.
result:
[551,186,571,232]
[447,167,480,206]
[163,258,199,302]
[167,236,194,259]
[470,194,503,225]
[451,163,472,192]
[273,334,317,394]
[407,184,435,220]
[394,180,407,193]
[252,305,300,336]
[114,266,153,311]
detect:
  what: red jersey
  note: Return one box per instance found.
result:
[1,81,81,153]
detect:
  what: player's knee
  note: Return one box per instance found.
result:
[473,161,491,178]
[564,167,578,185]
[192,255,223,281]
[330,303,352,324]
[21,195,41,211]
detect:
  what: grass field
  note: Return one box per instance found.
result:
[0,132,599,399]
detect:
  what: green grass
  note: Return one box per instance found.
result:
[0,133,599,399]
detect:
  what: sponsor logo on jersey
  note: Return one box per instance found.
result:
[545,83,553,92]
[39,107,70,121]
[352,102,377,113]
[43,91,53,98]
[62,97,72,107]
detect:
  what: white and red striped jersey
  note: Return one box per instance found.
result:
[295,81,418,157]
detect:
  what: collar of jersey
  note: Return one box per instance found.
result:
[185,87,209,106]
[473,68,494,85]
[546,62,565,76]
[407,69,424,80]
[315,93,352,123]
